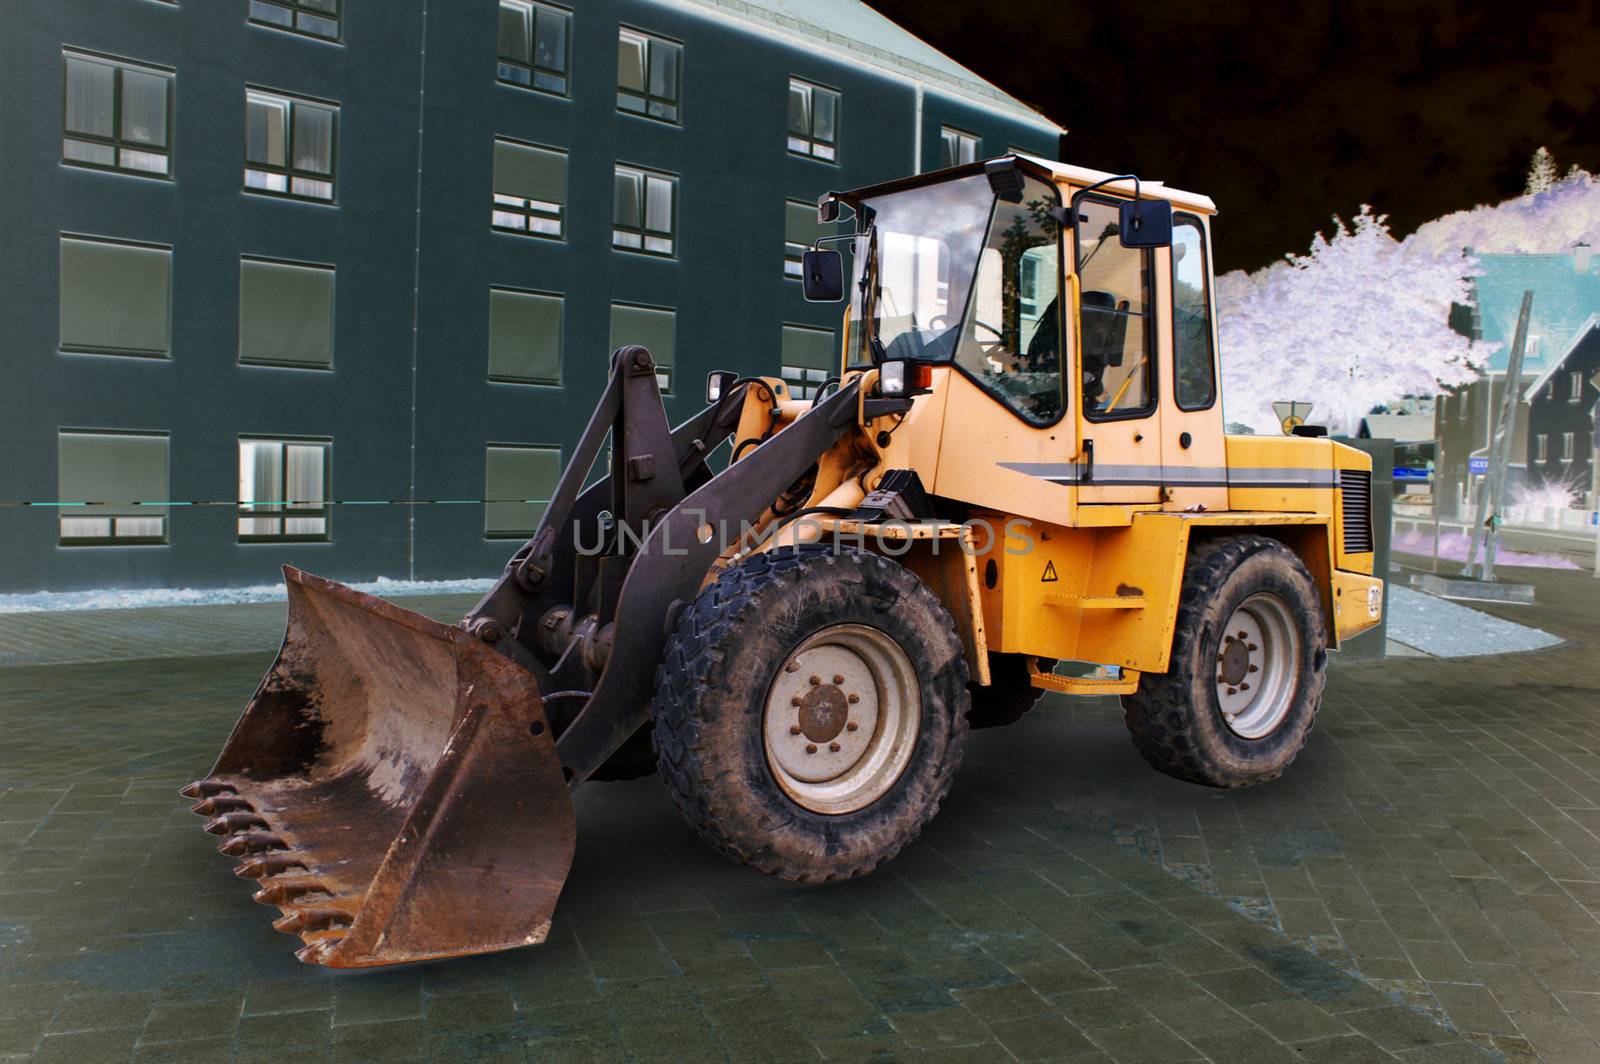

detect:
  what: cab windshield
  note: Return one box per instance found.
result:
[851,171,1064,424]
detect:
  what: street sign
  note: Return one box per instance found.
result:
[1469,457,1488,475]
[1272,401,1314,436]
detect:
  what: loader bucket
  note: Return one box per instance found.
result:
[183,567,575,968]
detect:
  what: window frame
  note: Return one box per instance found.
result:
[1076,192,1158,423]
[58,233,173,359]
[786,78,839,162]
[491,137,566,239]
[57,429,170,547]
[612,164,678,258]
[61,49,174,180]
[237,436,332,543]
[779,322,837,398]
[487,285,564,386]
[237,255,337,370]
[616,26,682,125]
[948,175,1068,429]
[1536,434,1549,462]
[939,126,980,170]
[1571,371,1585,403]
[247,0,342,42]
[1169,212,1219,412]
[243,88,339,204]
[496,0,570,96]
[609,301,676,394]
[1561,431,1575,463]
[484,443,561,539]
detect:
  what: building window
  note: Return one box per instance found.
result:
[787,79,838,161]
[781,324,835,398]
[249,0,340,41]
[58,430,169,545]
[238,438,330,541]
[617,27,680,123]
[785,199,836,279]
[489,288,562,384]
[492,139,565,238]
[62,51,172,177]
[1536,434,1549,462]
[1527,335,1542,360]
[497,1,569,94]
[1545,380,1555,400]
[940,127,979,169]
[245,89,336,202]
[613,165,676,256]
[610,303,674,393]
[59,236,171,358]
[1562,432,1575,462]
[239,258,334,369]
[1572,371,1585,403]
[485,444,559,538]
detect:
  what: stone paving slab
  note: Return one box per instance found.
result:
[2,562,1596,1061]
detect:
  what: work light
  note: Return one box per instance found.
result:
[706,370,736,404]
[879,359,907,396]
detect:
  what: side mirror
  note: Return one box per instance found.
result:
[801,249,844,303]
[1119,198,1172,248]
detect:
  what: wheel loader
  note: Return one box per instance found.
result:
[184,154,1384,967]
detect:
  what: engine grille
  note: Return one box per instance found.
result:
[1339,469,1374,553]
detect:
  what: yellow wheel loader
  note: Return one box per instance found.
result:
[185,155,1384,967]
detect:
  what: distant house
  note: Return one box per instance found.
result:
[1522,313,1600,505]
[1434,247,1600,518]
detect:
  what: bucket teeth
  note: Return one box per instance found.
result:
[218,831,287,857]
[181,779,237,800]
[192,796,255,816]
[205,813,270,836]
[235,854,308,879]
[252,878,332,906]
[272,908,352,935]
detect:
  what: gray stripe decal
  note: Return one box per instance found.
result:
[998,462,1336,488]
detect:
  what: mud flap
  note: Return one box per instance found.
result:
[183,567,575,968]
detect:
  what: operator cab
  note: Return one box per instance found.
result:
[804,154,1225,520]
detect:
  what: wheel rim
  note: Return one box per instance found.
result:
[1214,593,1300,740]
[762,623,920,815]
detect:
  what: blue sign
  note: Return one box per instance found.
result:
[1469,457,1489,475]
[1392,467,1430,480]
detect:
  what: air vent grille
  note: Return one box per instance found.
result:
[1339,469,1374,553]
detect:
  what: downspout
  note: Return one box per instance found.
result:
[913,83,923,174]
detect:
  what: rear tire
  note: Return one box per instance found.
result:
[1121,535,1326,788]
[966,654,1055,729]
[652,546,970,882]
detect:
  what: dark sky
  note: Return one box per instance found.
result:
[868,0,1600,273]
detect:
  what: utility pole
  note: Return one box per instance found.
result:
[1462,290,1533,580]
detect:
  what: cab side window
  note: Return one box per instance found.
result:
[1171,214,1217,410]
[1076,196,1153,417]
[953,176,1063,425]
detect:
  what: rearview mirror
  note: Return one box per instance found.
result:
[801,249,844,302]
[1119,198,1172,248]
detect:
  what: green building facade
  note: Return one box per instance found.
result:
[0,0,1061,593]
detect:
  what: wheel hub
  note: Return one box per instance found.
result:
[1214,593,1300,740]
[762,624,919,815]
[797,685,850,743]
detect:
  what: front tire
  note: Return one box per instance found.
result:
[1121,535,1326,788]
[652,547,970,882]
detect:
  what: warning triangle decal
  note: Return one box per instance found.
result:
[1041,560,1059,583]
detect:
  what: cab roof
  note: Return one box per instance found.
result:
[832,154,1218,217]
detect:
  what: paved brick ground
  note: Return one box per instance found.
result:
[0,565,1595,1063]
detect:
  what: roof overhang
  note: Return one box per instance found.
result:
[1523,312,1600,400]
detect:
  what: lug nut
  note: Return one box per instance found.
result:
[790,725,802,736]
[1237,631,1247,639]
[1247,664,1258,673]
[846,721,859,732]
[805,743,817,754]
[1247,643,1258,651]
[791,696,803,706]
[785,661,800,673]
[1226,687,1237,696]
[847,693,860,704]
[1239,682,1250,691]
[829,742,841,752]
[832,674,845,685]
[809,675,821,686]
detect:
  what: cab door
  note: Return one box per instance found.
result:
[1072,194,1161,505]
[1159,213,1228,512]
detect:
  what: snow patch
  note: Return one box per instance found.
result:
[1386,586,1562,658]
[0,576,494,615]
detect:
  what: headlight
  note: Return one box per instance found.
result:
[706,371,736,404]
[879,359,907,397]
